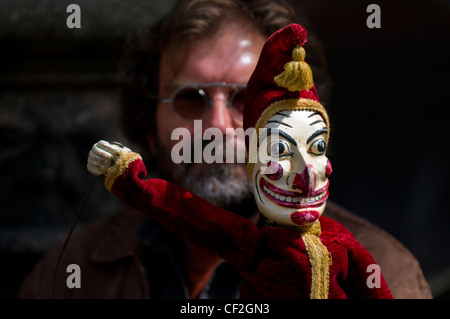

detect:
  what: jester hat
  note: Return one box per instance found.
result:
[243,24,330,173]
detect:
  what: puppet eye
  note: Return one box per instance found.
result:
[267,140,292,158]
[308,139,327,156]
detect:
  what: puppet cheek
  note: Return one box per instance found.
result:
[264,161,283,180]
[325,160,332,178]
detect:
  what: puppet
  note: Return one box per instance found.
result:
[87,24,392,299]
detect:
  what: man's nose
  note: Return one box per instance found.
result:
[202,91,234,134]
[292,164,318,196]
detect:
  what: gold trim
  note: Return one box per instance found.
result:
[302,223,332,299]
[104,151,142,192]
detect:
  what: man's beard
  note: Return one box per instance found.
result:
[154,135,256,218]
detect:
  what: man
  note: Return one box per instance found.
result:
[20,0,431,298]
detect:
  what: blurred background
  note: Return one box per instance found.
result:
[0,0,449,298]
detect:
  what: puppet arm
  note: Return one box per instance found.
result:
[340,234,393,299]
[87,140,259,268]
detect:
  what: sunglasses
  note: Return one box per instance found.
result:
[158,82,246,121]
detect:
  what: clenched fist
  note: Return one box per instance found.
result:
[87,140,131,176]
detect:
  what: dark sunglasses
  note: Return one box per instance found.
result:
[158,82,246,121]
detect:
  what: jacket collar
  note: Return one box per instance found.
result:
[90,208,146,263]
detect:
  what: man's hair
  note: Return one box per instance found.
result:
[119,0,332,154]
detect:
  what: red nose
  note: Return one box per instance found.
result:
[292,164,317,196]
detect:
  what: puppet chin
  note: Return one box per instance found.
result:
[290,210,319,226]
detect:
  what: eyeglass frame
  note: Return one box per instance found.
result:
[157,82,247,122]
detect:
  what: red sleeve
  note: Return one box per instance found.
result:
[108,158,259,268]
[342,234,393,299]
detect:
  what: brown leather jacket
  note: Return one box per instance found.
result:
[19,201,432,299]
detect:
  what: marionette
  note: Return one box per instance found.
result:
[87,24,392,299]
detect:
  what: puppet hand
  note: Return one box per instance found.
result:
[87,140,132,176]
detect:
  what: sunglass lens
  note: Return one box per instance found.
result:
[173,88,207,120]
[230,89,245,121]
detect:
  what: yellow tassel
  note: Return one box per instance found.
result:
[274,45,314,92]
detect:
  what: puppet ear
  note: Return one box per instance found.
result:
[274,45,313,92]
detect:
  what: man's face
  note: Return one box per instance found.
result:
[153,21,266,212]
[251,110,332,227]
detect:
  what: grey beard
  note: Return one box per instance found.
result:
[155,138,255,213]
[181,162,253,208]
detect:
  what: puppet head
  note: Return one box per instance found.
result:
[244,24,331,229]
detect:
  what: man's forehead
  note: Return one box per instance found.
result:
[160,24,265,88]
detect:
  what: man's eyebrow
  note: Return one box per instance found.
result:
[306,127,328,145]
[259,128,297,147]
[167,80,193,91]
[161,81,179,95]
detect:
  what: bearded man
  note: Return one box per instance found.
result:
[20,0,431,299]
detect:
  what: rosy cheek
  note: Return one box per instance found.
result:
[325,160,332,178]
[265,161,283,180]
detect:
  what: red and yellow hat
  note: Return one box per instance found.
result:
[243,24,330,174]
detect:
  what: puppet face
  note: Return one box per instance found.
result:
[252,110,332,227]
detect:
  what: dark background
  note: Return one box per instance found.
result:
[0,0,449,298]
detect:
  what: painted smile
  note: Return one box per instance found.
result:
[259,177,329,209]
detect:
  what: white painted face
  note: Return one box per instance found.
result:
[251,110,332,227]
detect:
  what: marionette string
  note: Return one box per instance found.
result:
[51,175,97,298]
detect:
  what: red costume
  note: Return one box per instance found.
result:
[106,157,391,298]
[103,24,393,299]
